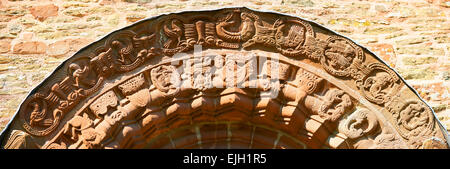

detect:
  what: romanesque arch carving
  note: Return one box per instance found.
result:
[0,7,448,149]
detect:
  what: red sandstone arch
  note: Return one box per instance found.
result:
[0,7,448,149]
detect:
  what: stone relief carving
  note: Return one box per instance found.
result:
[339,108,378,139]
[150,65,181,96]
[357,63,400,105]
[317,89,353,122]
[338,108,408,149]
[2,130,39,149]
[2,8,446,149]
[421,137,448,149]
[394,100,435,148]
[89,91,118,117]
[321,36,364,77]
[118,73,146,96]
[395,101,434,137]
[62,114,102,149]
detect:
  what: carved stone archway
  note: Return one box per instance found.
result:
[0,7,448,149]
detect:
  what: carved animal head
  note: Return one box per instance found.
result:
[319,89,353,122]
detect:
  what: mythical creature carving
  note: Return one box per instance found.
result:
[62,114,102,149]
[394,100,435,145]
[339,108,378,139]
[319,89,353,122]
[4,8,446,149]
[303,88,353,122]
[216,10,257,44]
[357,63,400,105]
[20,84,68,136]
[386,94,437,148]
[163,19,183,49]
[321,36,364,77]
[69,63,95,88]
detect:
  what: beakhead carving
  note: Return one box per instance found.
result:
[0,7,447,149]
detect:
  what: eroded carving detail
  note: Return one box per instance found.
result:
[394,100,435,148]
[338,109,408,149]
[150,65,181,96]
[118,73,146,96]
[357,63,400,105]
[18,28,157,137]
[89,91,118,117]
[302,88,353,122]
[317,89,353,122]
[421,137,448,149]
[339,108,378,139]
[2,130,38,149]
[63,113,102,149]
[4,8,445,149]
[321,36,364,77]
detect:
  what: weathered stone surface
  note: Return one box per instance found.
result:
[47,38,90,56]
[29,4,59,22]
[12,41,47,54]
[368,43,397,68]
[125,13,146,22]
[8,24,22,35]
[400,68,437,80]
[47,40,69,56]
[403,56,438,66]
[364,27,402,35]
[0,40,11,53]
[396,45,445,56]
[63,8,88,17]
[0,8,447,149]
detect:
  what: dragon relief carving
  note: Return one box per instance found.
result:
[20,76,83,137]
[6,8,445,149]
[18,28,158,137]
[338,108,408,149]
[280,68,353,122]
[46,65,184,148]
[317,89,353,122]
